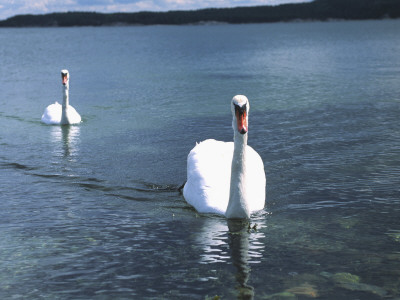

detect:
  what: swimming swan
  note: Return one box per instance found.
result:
[41,70,81,125]
[183,95,266,219]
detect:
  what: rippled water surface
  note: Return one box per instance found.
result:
[1,20,400,299]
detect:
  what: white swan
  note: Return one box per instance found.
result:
[41,70,81,125]
[183,95,266,219]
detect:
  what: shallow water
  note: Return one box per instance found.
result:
[1,20,400,299]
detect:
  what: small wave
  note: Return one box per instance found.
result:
[1,138,182,206]
[0,113,26,123]
[77,180,180,195]
[1,157,181,204]
[0,112,42,126]
[0,161,38,171]
[139,182,181,193]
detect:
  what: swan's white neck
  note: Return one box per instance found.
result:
[226,130,250,219]
[61,84,70,125]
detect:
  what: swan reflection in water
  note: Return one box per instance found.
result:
[50,125,81,158]
[196,218,265,299]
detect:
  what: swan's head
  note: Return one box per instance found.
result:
[61,69,69,86]
[231,95,249,135]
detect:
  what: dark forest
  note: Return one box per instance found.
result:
[1,0,399,27]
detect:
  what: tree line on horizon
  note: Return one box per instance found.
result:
[0,0,399,27]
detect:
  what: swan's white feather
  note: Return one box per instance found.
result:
[41,102,81,125]
[183,138,265,216]
[41,102,62,125]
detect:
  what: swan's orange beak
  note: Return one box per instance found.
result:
[62,74,68,85]
[236,109,248,134]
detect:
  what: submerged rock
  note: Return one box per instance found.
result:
[332,272,360,284]
[276,271,389,299]
[330,272,387,297]
[286,283,319,298]
[338,282,387,297]
[387,230,400,242]
[387,252,400,261]
[337,217,359,229]
[263,283,319,299]
[262,291,296,299]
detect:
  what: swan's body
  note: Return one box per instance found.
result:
[183,95,266,219]
[41,101,81,125]
[41,70,81,125]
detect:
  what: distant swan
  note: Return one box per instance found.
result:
[183,95,266,219]
[41,70,81,125]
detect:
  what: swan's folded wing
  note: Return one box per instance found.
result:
[183,139,233,215]
[66,105,82,124]
[41,102,62,125]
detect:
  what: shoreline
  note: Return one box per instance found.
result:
[1,0,399,28]
[0,18,398,29]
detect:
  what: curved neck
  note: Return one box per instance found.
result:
[226,131,250,219]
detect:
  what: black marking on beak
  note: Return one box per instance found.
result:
[61,72,68,85]
[234,103,247,116]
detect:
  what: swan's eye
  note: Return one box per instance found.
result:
[234,103,247,115]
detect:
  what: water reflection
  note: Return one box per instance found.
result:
[228,220,255,300]
[196,218,265,299]
[50,125,80,158]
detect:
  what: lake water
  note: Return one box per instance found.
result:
[1,20,400,299]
